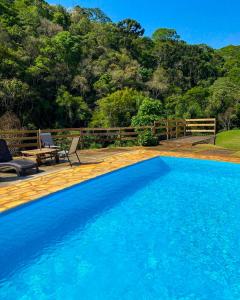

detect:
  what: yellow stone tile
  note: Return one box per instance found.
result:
[0,149,240,213]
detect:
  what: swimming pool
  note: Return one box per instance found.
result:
[1,156,240,299]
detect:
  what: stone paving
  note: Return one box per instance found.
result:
[1,148,240,213]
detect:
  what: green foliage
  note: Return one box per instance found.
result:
[52,5,70,29]
[0,0,239,131]
[170,86,210,118]
[93,73,116,97]
[91,88,147,127]
[152,28,180,42]
[131,98,163,126]
[56,86,90,126]
[207,77,240,115]
[0,78,31,113]
[137,130,158,146]
[117,19,144,37]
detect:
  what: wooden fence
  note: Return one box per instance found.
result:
[0,118,216,152]
[154,119,186,140]
[0,126,152,152]
[185,118,216,135]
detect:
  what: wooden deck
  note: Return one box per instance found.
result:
[160,135,215,148]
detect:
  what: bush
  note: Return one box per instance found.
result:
[89,142,103,149]
[137,130,158,146]
[107,140,138,148]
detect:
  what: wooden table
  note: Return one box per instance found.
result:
[21,148,60,165]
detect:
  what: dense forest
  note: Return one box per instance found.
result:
[0,0,240,130]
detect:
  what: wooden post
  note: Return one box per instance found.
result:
[176,120,178,139]
[166,120,169,140]
[119,129,122,146]
[184,119,187,137]
[214,118,217,145]
[38,129,41,149]
[79,130,84,149]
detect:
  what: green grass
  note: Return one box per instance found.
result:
[215,130,240,150]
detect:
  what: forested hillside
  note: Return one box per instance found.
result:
[0,0,240,129]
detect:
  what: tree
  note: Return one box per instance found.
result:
[117,19,144,37]
[152,28,180,42]
[165,86,210,118]
[83,8,111,23]
[146,67,170,98]
[0,0,239,131]
[93,73,116,97]
[218,107,237,131]
[56,86,90,126]
[117,19,145,50]
[0,78,31,116]
[153,42,221,90]
[52,31,81,67]
[52,5,70,29]
[72,75,90,97]
[207,77,240,128]
[91,88,147,127]
[207,77,240,116]
[131,98,164,126]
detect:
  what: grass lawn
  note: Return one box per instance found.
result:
[215,130,240,150]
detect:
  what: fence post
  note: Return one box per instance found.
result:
[79,129,84,149]
[176,120,178,139]
[184,119,187,137]
[214,118,217,145]
[38,129,41,149]
[166,120,169,140]
[119,129,122,147]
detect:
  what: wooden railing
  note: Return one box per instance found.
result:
[154,119,186,140]
[0,118,216,152]
[0,126,153,152]
[185,118,216,135]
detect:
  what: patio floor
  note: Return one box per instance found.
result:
[1,145,240,213]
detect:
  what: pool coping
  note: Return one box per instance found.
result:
[1,149,240,213]
[0,156,162,217]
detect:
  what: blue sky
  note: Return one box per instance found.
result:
[54,0,240,48]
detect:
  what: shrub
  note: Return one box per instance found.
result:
[137,130,158,146]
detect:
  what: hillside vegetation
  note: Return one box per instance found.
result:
[0,0,240,130]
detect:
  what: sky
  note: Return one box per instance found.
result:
[54,0,240,49]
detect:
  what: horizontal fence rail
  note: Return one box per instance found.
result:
[185,118,216,135]
[0,118,216,152]
[154,119,186,140]
[0,126,153,152]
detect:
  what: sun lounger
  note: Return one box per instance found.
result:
[0,139,39,176]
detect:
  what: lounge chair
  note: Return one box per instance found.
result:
[41,133,80,166]
[0,139,39,176]
[40,132,59,149]
[64,137,81,167]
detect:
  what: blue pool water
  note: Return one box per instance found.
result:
[1,157,240,299]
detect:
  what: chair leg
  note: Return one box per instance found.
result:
[67,154,72,167]
[16,169,21,177]
[76,151,81,163]
[17,169,25,177]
